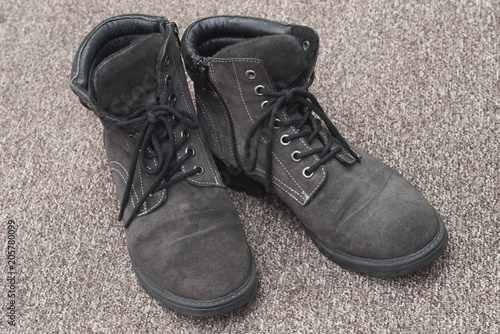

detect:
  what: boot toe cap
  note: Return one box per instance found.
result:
[128,214,254,301]
[338,174,440,260]
[125,186,257,315]
[308,172,447,276]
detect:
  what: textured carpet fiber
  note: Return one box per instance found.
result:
[1,0,498,333]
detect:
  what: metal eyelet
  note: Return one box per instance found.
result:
[165,56,170,66]
[181,129,190,139]
[254,85,265,96]
[303,40,310,51]
[169,93,177,104]
[261,101,268,109]
[291,151,302,162]
[273,118,281,129]
[185,147,196,156]
[149,192,155,197]
[302,167,313,178]
[129,133,135,138]
[165,75,172,85]
[245,70,256,79]
[280,134,290,146]
[195,166,205,175]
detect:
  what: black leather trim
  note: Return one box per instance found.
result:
[70,15,167,95]
[180,16,319,88]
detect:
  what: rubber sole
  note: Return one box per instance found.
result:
[129,252,258,317]
[308,213,448,276]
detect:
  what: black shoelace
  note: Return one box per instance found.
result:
[244,74,361,199]
[103,76,200,228]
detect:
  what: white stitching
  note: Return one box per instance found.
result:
[281,111,327,201]
[209,59,325,203]
[271,151,307,197]
[195,96,221,156]
[185,130,221,186]
[136,164,147,212]
[123,133,132,151]
[196,130,221,185]
[141,189,166,216]
[232,62,254,123]
[252,168,305,204]
[208,62,239,161]
[257,65,325,201]
[140,145,166,215]
[110,161,166,216]
[169,42,218,187]
[209,61,263,140]
[307,165,326,203]
[109,165,137,208]
[231,60,307,197]
[171,39,190,119]
[215,93,233,160]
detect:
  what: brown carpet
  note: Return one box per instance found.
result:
[1,0,498,333]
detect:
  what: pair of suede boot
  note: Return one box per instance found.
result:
[70,14,448,317]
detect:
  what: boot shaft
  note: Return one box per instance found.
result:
[182,16,358,205]
[71,15,222,225]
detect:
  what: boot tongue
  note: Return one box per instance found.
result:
[93,33,165,114]
[214,35,307,90]
[216,34,332,153]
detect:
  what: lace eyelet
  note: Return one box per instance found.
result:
[254,85,265,96]
[165,56,170,66]
[303,40,310,51]
[149,192,155,197]
[129,133,135,138]
[245,70,256,80]
[291,151,302,162]
[165,75,172,85]
[185,147,196,156]
[261,101,268,109]
[302,167,313,178]
[169,93,177,104]
[195,166,205,175]
[273,118,281,129]
[280,134,290,146]
[181,129,190,139]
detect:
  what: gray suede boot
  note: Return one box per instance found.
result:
[181,16,448,276]
[70,15,257,316]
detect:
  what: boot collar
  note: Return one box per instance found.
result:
[181,15,319,89]
[70,15,172,117]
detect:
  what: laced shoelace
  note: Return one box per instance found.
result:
[102,76,201,228]
[244,73,361,199]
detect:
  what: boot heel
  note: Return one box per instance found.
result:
[215,158,267,198]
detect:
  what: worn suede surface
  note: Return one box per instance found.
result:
[207,58,327,204]
[72,16,255,302]
[7,2,498,332]
[93,33,162,113]
[94,24,223,222]
[125,181,252,300]
[214,35,307,90]
[95,33,169,222]
[184,17,444,261]
[195,87,238,166]
[291,147,439,259]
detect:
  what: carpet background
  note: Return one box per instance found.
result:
[0,0,498,333]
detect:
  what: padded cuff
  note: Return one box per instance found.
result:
[180,16,318,87]
[70,15,167,98]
